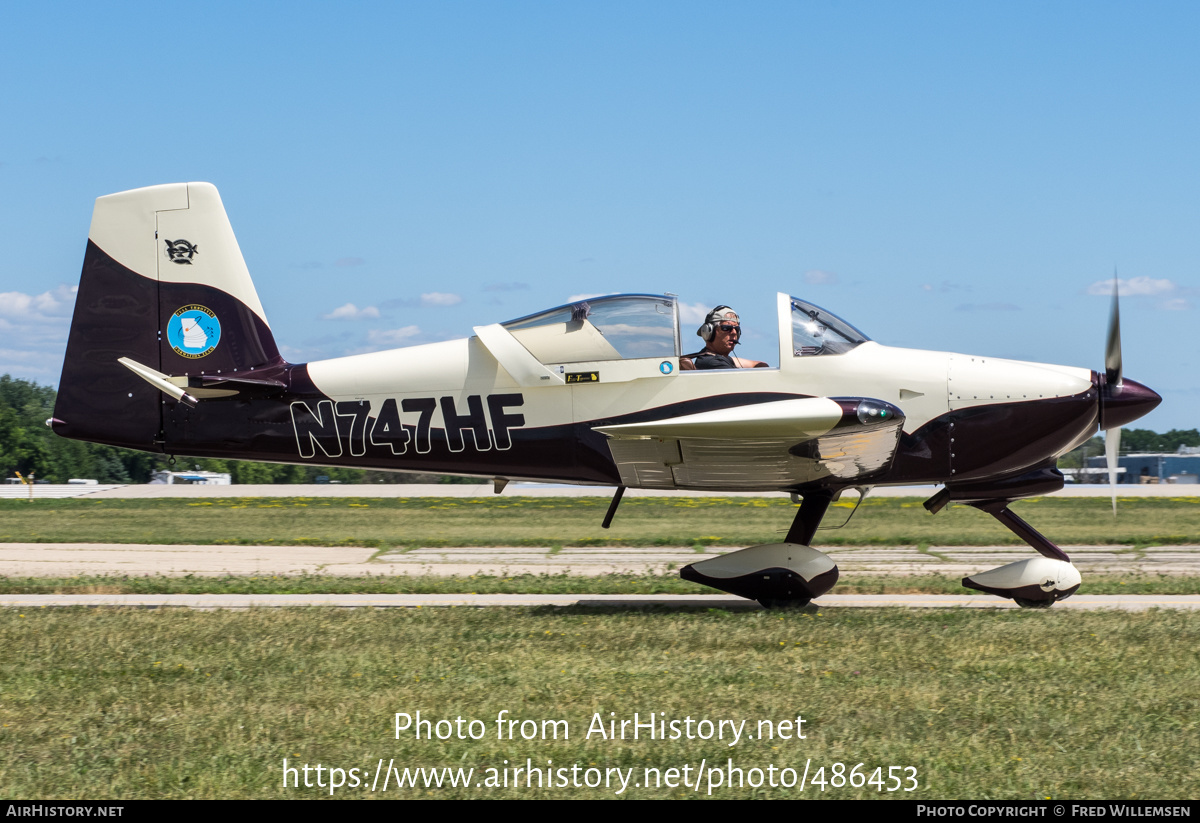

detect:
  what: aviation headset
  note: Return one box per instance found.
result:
[697,306,742,343]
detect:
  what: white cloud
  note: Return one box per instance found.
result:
[322,302,381,320]
[1087,276,1176,297]
[0,284,78,384]
[804,269,837,285]
[366,326,422,347]
[676,301,710,326]
[1161,297,1192,311]
[421,292,462,307]
[0,285,76,320]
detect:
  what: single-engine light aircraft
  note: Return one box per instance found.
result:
[53,183,1161,608]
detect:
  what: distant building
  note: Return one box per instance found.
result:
[1086,449,1200,485]
[149,470,232,485]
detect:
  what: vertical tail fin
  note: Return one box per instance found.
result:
[53,182,283,450]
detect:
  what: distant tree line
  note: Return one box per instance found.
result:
[0,375,470,484]
[1117,428,1200,453]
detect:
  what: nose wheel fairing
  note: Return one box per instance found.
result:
[962,557,1081,606]
[930,488,1082,607]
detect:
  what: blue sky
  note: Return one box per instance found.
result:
[2,1,1195,431]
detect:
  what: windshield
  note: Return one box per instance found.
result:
[790,297,869,356]
[503,294,679,363]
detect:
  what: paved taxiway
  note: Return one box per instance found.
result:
[3,541,1198,610]
[5,484,1196,609]
[4,540,1200,578]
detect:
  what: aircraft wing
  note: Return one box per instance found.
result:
[593,396,905,491]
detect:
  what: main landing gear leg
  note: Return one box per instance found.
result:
[679,489,840,610]
[601,485,626,529]
[961,499,1081,608]
[785,490,835,546]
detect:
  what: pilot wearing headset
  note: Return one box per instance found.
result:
[687,306,768,369]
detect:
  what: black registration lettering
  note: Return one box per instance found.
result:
[335,400,371,457]
[290,400,343,458]
[486,393,525,450]
[440,395,491,452]
[402,397,437,454]
[292,393,526,459]
[369,398,411,455]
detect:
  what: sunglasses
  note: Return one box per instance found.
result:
[717,323,740,333]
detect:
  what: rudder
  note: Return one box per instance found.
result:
[53,182,283,451]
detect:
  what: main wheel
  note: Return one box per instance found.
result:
[1012,597,1054,609]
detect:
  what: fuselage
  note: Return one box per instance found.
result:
[162,331,1113,493]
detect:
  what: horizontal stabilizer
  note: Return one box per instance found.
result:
[174,373,287,399]
[118,357,199,407]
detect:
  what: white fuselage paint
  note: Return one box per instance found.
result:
[304,301,1093,456]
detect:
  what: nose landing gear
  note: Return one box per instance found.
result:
[930,495,1081,608]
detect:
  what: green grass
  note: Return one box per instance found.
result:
[1,607,1197,799]
[3,572,1200,595]
[2,495,1198,548]
[4,496,1195,800]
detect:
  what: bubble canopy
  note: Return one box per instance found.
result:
[789,297,870,357]
[502,294,679,363]
[496,293,871,366]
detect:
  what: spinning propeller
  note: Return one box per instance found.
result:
[1104,278,1122,514]
[1098,276,1162,513]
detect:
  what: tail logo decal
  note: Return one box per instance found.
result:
[167,305,222,359]
[164,238,199,264]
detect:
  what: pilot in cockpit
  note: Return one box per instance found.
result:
[683,306,768,370]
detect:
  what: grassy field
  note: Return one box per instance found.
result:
[2,606,1197,799]
[2,495,1199,548]
[4,497,1198,800]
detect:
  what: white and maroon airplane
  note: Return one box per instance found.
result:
[53,183,1160,608]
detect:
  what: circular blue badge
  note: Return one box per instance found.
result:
[659,360,674,375]
[167,305,221,359]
